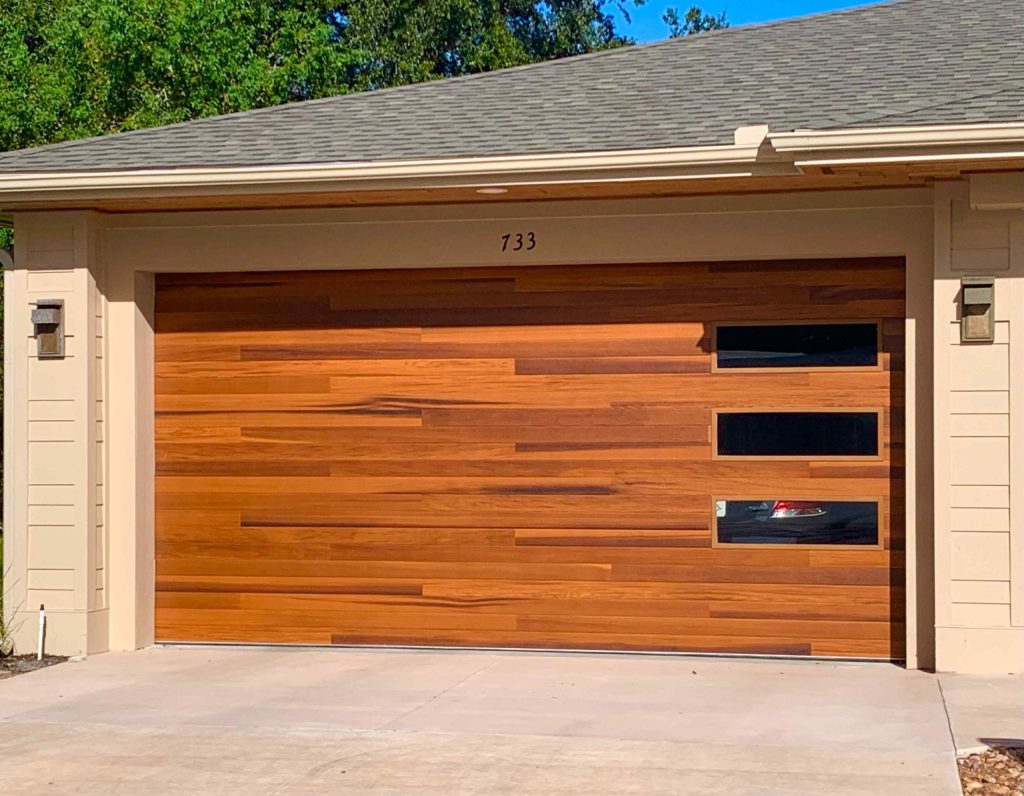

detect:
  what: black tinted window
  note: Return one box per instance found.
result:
[717,412,879,457]
[716,500,879,546]
[716,323,878,368]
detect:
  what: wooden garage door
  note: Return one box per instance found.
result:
[155,259,905,659]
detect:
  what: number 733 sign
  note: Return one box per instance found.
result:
[501,231,537,253]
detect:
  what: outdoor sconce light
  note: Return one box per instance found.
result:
[961,276,995,343]
[31,298,65,359]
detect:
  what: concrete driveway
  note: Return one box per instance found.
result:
[0,647,961,795]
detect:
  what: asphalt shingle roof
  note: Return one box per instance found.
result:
[0,0,1021,172]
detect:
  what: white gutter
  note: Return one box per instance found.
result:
[0,126,778,202]
[0,122,1020,205]
[770,122,1024,166]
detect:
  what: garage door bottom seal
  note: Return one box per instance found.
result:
[156,641,901,666]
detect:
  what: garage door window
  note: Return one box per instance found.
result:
[714,322,880,370]
[714,410,881,458]
[714,499,881,547]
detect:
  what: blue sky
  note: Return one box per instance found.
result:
[610,1,878,42]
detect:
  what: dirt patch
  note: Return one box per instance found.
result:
[0,654,67,680]
[959,747,1024,796]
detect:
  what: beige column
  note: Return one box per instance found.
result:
[105,268,155,651]
[2,212,108,657]
[933,175,1024,673]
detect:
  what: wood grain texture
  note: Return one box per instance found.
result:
[155,259,906,659]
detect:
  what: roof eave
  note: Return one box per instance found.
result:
[770,122,1024,166]
[0,127,779,204]
[0,123,1021,207]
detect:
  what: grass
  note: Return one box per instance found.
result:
[0,598,9,659]
[0,533,10,658]
[0,569,8,659]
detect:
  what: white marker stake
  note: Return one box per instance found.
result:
[37,604,46,661]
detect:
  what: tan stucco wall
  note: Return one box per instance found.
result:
[3,187,953,667]
[932,176,1024,673]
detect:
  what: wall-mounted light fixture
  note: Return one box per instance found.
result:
[31,298,65,359]
[960,276,995,343]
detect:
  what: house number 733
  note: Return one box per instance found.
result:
[501,231,537,253]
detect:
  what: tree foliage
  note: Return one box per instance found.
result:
[0,2,728,153]
[0,0,357,152]
[0,0,667,153]
[664,4,727,37]
[343,1,645,90]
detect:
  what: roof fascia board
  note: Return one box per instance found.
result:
[771,123,1024,165]
[0,123,1020,205]
[0,140,770,201]
[0,167,795,204]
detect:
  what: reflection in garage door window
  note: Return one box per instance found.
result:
[715,322,879,369]
[716,411,880,457]
[715,500,880,546]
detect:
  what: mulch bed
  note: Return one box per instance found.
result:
[0,654,67,680]
[959,747,1024,796]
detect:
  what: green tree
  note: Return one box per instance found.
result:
[664,4,728,37]
[343,0,638,90]
[0,2,732,155]
[0,0,360,152]
[0,0,648,154]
